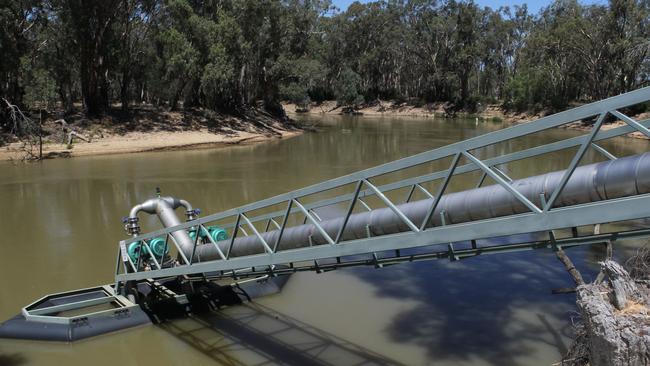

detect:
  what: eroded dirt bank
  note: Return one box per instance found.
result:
[283,100,650,140]
[0,106,302,161]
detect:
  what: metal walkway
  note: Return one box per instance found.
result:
[115,86,650,290]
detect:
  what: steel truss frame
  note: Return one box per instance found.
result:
[115,86,650,288]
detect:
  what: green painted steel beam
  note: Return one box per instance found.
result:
[116,193,650,283]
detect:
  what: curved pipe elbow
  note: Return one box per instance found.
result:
[129,198,159,218]
[128,204,143,219]
[179,199,193,212]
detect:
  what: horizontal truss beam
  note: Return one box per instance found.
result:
[183,228,650,281]
[117,193,650,282]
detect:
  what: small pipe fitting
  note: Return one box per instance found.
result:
[124,217,140,236]
[186,208,200,221]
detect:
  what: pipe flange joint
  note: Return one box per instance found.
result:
[186,208,200,221]
[124,217,140,235]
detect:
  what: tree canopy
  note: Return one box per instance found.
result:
[1,0,648,124]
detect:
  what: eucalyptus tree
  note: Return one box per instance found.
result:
[2,0,648,123]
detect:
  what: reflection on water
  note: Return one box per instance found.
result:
[0,115,648,365]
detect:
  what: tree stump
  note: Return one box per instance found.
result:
[574,260,650,366]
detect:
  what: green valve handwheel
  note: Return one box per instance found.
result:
[208,226,228,242]
[188,230,198,242]
[148,237,169,257]
[189,226,228,243]
[127,237,168,262]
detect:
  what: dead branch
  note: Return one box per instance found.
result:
[626,246,650,280]
[2,99,41,160]
[556,248,586,286]
[55,119,91,146]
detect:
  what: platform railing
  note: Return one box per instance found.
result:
[115,86,650,287]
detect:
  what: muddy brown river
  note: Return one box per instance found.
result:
[0,115,648,365]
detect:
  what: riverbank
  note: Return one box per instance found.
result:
[283,100,650,140]
[0,106,302,162]
[282,100,539,123]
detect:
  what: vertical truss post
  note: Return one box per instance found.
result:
[274,200,293,252]
[336,180,364,243]
[421,153,461,230]
[476,172,487,188]
[189,226,201,265]
[113,249,122,292]
[405,184,417,203]
[226,214,242,259]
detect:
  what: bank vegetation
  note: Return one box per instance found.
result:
[1,0,649,155]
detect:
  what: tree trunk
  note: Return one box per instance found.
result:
[572,261,650,366]
[66,0,119,117]
[58,85,74,114]
[459,69,470,107]
[121,71,130,112]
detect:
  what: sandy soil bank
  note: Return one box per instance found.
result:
[562,118,650,139]
[0,125,301,162]
[0,129,301,161]
[0,105,304,162]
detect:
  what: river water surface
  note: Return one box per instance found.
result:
[0,115,648,365]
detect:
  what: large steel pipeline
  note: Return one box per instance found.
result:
[188,152,650,261]
[125,153,650,262]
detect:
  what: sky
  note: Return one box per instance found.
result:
[331,0,608,15]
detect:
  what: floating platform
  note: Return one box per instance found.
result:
[0,285,150,342]
[0,275,290,342]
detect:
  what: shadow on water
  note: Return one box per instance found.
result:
[346,233,601,366]
[0,350,25,366]
[160,302,404,366]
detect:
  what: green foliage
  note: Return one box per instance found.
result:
[504,69,550,112]
[334,67,364,107]
[200,45,237,109]
[22,61,58,109]
[278,58,327,106]
[0,0,648,123]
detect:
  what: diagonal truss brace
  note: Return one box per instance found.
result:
[462,151,542,213]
